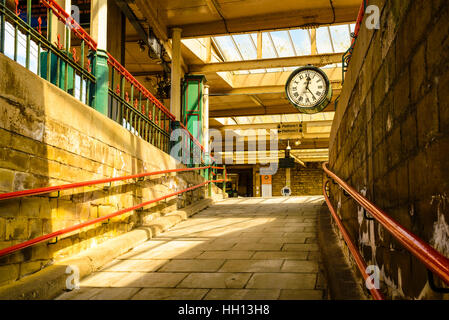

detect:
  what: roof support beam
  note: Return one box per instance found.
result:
[210,103,336,117]
[189,52,343,73]
[132,0,168,41]
[291,153,307,167]
[310,29,317,55]
[205,0,226,21]
[257,32,262,59]
[175,6,359,38]
[216,120,333,131]
[212,138,329,148]
[211,82,342,96]
[249,95,265,107]
[206,37,212,63]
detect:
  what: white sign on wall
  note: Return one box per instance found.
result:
[261,184,272,198]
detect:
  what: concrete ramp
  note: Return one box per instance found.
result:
[56,196,327,300]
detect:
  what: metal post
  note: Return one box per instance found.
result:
[37,43,41,76]
[26,0,31,69]
[170,28,182,120]
[120,75,125,121]
[0,0,5,54]
[46,8,52,82]
[13,24,17,62]
[80,41,85,100]
[205,153,212,197]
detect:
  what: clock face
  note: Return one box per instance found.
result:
[285,66,332,114]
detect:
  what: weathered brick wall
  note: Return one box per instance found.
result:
[329,0,449,299]
[272,162,324,196]
[0,53,218,287]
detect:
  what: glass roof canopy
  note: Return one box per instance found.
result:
[182,25,356,128]
[212,24,355,74]
[215,112,335,126]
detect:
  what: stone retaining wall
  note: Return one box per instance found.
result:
[0,52,221,287]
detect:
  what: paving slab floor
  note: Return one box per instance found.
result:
[57,196,327,300]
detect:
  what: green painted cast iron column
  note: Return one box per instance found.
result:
[182,75,206,161]
[90,49,109,116]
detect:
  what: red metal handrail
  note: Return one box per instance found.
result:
[323,162,449,288]
[323,180,384,300]
[36,0,207,157]
[106,53,173,120]
[0,177,224,258]
[40,0,97,50]
[0,166,213,201]
[39,0,207,158]
[351,0,367,47]
[106,53,208,156]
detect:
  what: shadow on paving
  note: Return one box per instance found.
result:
[56,196,328,300]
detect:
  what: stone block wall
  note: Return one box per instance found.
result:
[0,53,219,287]
[329,0,449,299]
[272,162,324,196]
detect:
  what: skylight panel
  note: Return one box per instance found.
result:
[289,29,312,56]
[214,36,242,61]
[350,23,356,33]
[266,68,284,72]
[261,33,277,59]
[233,34,257,60]
[270,31,295,57]
[248,69,267,74]
[316,26,334,54]
[329,25,351,52]
[285,114,298,122]
[238,117,250,124]
[322,63,338,69]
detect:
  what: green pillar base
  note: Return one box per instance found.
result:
[90,49,109,116]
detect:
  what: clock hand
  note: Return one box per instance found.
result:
[307,88,316,100]
[305,78,311,91]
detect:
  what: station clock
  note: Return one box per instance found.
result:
[285,66,333,114]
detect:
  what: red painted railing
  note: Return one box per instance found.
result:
[106,53,207,157]
[323,180,384,300]
[322,162,449,294]
[342,0,368,83]
[0,166,226,258]
[351,0,368,47]
[0,166,211,201]
[107,53,172,120]
[40,0,97,51]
